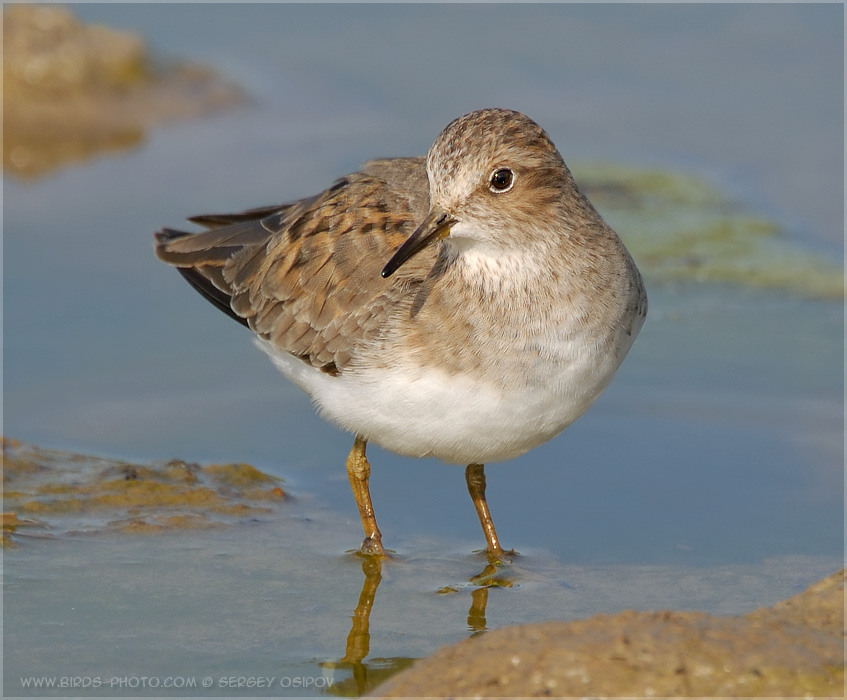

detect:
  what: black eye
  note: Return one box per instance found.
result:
[489,167,514,193]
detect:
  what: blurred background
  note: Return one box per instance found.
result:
[4,4,843,696]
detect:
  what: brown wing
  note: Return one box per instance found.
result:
[155,157,431,374]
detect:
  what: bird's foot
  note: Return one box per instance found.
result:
[485,547,517,567]
[358,535,387,557]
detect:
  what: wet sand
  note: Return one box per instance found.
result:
[374,569,844,697]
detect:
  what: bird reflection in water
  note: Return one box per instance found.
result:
[322,554,515,695]
[467,563,514,635]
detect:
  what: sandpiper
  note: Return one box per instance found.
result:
[155,108,647,559]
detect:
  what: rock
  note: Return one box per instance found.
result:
[2,438,286,544]
[2,4,244,179]
[372,569,844,698]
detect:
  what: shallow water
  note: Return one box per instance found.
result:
[3,4,843,697]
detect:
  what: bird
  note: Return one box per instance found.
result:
[154,108,647,560]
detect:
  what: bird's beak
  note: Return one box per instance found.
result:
[381,207,456,278]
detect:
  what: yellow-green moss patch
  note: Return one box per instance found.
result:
[574,163,844,299]
[2,438,286,545]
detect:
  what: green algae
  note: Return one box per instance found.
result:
[574,163,844,299]
[203,462,276,485]
[2,438,286,545]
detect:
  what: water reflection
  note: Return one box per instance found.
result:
[324,555,519,695]
[335,556,384,691]
[467,586,489,634]
[322,555,407,696]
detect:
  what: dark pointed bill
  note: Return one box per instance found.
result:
[381,208,456,278]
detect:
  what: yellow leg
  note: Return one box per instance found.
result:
[465,463,508,561]
[346,435,385,556]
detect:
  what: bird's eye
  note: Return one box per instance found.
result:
[489,167,514,193]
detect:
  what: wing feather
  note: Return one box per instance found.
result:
[154,157,431,373]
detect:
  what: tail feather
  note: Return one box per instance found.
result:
[154,221,271,266]
[188,203,291,228]
[176,266,250,329]
[154,208,281,330]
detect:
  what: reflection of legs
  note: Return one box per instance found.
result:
[346,435,385,556]
[467,585,488,634]
[465,463,506,560]
[341,556,382,666]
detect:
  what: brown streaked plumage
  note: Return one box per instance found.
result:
[155,108,647,560]
[157,157,432,374]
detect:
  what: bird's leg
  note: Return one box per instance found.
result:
[465,463,509,562]
[346,435,385,556]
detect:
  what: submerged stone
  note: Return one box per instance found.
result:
[576,163,844,300]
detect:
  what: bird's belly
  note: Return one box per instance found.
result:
[257,338,618,464]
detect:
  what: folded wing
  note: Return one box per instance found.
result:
[154,157,431,374]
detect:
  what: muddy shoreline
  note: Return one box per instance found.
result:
[374,569,844,697]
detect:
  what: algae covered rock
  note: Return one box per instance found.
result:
[576,163,844,299]
[2,438,286,545]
